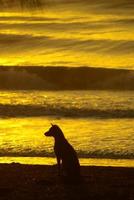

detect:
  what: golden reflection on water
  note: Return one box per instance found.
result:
[0,157,134,167]
[0,117,134,167]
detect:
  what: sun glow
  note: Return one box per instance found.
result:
[0,2,133,69]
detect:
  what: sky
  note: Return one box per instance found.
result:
[0,0,133,69]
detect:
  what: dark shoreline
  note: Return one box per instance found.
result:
[0,163,134,200]
[0,66,134,90]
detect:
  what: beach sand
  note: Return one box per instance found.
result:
[0,163,133,200]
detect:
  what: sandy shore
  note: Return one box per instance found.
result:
[0,164,134,200]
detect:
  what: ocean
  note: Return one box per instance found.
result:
[0,90,134,167]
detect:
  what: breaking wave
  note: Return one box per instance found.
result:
[0,149,134,160]
[0,104,134,118]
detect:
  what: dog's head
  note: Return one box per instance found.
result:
[44,124,64,138]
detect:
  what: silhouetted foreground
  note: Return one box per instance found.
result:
[45,125,81,181]
[0,164,133,200]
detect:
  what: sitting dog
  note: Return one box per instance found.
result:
[44,124,81,181]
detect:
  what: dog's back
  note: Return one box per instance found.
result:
[54,136,80,177]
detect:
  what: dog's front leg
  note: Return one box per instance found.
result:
[56,156,61,176]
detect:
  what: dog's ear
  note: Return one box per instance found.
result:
[51,123,54,126]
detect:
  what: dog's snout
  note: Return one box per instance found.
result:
[44,131,49,136]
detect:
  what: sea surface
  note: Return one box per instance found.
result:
[0,90,134,167]
[0,0,134,69]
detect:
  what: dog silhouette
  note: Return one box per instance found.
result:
[44,124,81,181]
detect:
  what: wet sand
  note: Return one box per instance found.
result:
[0,163,134,200]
